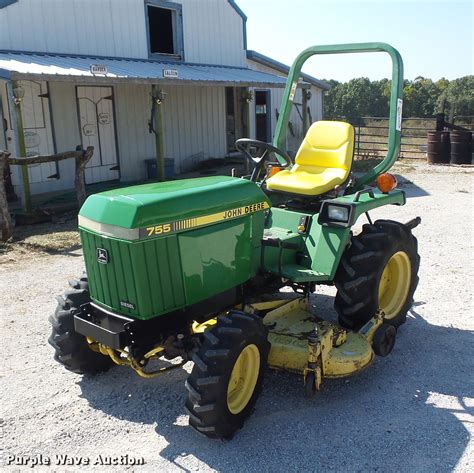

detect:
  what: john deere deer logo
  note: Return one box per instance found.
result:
[96,248,109,264]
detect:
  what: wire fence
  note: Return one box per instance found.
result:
[338,116,474,160]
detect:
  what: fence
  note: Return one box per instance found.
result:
[0,147,94,241]
[341,116,474,159]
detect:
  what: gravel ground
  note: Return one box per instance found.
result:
[1,164,473,472]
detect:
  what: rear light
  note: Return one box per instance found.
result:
[267,166,282,178]
[376,173,397,193]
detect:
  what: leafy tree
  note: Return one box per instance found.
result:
[323,76,473,119]
[437,76,474,118]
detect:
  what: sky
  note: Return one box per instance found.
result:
[237,0,473,82]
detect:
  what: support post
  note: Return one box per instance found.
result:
[357,123,361,156]
[243,87,251,138]
[302,89,308,135]
[242,87,252,174]
[151,85,165,182]
[75,147,94,207]
[0,151,13,241]
[11,80,32,213]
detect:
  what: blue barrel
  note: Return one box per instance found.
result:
[145,159,175,179]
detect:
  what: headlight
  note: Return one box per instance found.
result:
[327,205,349,222]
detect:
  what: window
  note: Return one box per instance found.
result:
[146,1,183,59]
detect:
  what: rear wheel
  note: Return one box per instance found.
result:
[48,274,113,375]
[185,311,270,439]
[334,220,420,330]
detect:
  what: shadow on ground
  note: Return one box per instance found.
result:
[397,176,430,198]
[79,295,473,472]
[1,218,81,257]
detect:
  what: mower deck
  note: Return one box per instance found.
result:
[247,297,382,391]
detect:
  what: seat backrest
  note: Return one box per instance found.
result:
[295,121,355,170]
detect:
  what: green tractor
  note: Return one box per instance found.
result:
[49,43,420,439]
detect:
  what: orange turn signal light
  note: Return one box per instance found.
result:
[268,166,283,177]
[376,173,397,193]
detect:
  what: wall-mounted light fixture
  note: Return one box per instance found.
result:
[12,84,25,105]
[153,89,167,105]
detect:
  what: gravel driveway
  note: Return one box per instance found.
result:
[1,164,473,472]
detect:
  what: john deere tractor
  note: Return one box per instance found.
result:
[49,43,420,439]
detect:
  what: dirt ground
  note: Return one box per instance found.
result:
[1,162,473,472]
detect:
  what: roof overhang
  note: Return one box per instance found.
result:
[0,50,305,88]
[247,50,331,91]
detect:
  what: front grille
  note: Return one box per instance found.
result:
[80,229,186,320]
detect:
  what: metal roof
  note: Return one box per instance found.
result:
[0,50,289,87]
[247,50,331,91]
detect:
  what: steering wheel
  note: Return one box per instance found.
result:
[235,139,292,182]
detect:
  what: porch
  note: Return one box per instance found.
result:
[0,50,309,209]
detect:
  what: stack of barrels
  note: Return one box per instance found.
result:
[428,130,473,165]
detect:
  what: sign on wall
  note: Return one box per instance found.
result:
[163,69,178,78]
[90,64,108,76]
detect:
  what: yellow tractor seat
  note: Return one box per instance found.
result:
[266,121,355,196]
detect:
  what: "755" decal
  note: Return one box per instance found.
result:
[146,224,171,237]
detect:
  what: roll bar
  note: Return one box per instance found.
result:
[272,42,404,190]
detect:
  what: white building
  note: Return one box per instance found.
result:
[0,0,329,202]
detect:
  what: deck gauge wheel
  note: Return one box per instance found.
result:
[304,372,317,398]
[372,324,397,357]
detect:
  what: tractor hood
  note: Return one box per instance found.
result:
[78,176,270,240]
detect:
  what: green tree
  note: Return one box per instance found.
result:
[403,77,439,117]
[437,76,474,118]
[323,75,473,119]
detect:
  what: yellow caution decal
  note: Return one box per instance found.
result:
[140,201,269,239]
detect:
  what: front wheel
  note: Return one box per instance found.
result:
[185,311,270,439]
[334,220,420,330]
[48,275,113,375]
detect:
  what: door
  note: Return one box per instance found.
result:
[0,98,6,151]
[19,80,57,183]
[225,87,245,153]
[0,95,16,201]
[77,86,119,183]
[225,87,236,152]
[255,90,271,143]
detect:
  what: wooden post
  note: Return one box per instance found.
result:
[0,151,13,241]
[151,85,165,182]
[242,88,252,174]
[75,147,94,207]
[302,88,309,136]
[1,147,94,232]
[243,87,251,138]
[11,80,32,213]
[357,123,361,157]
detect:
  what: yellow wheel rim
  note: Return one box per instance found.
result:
[378,251,412,319]
[227,344,260,415]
